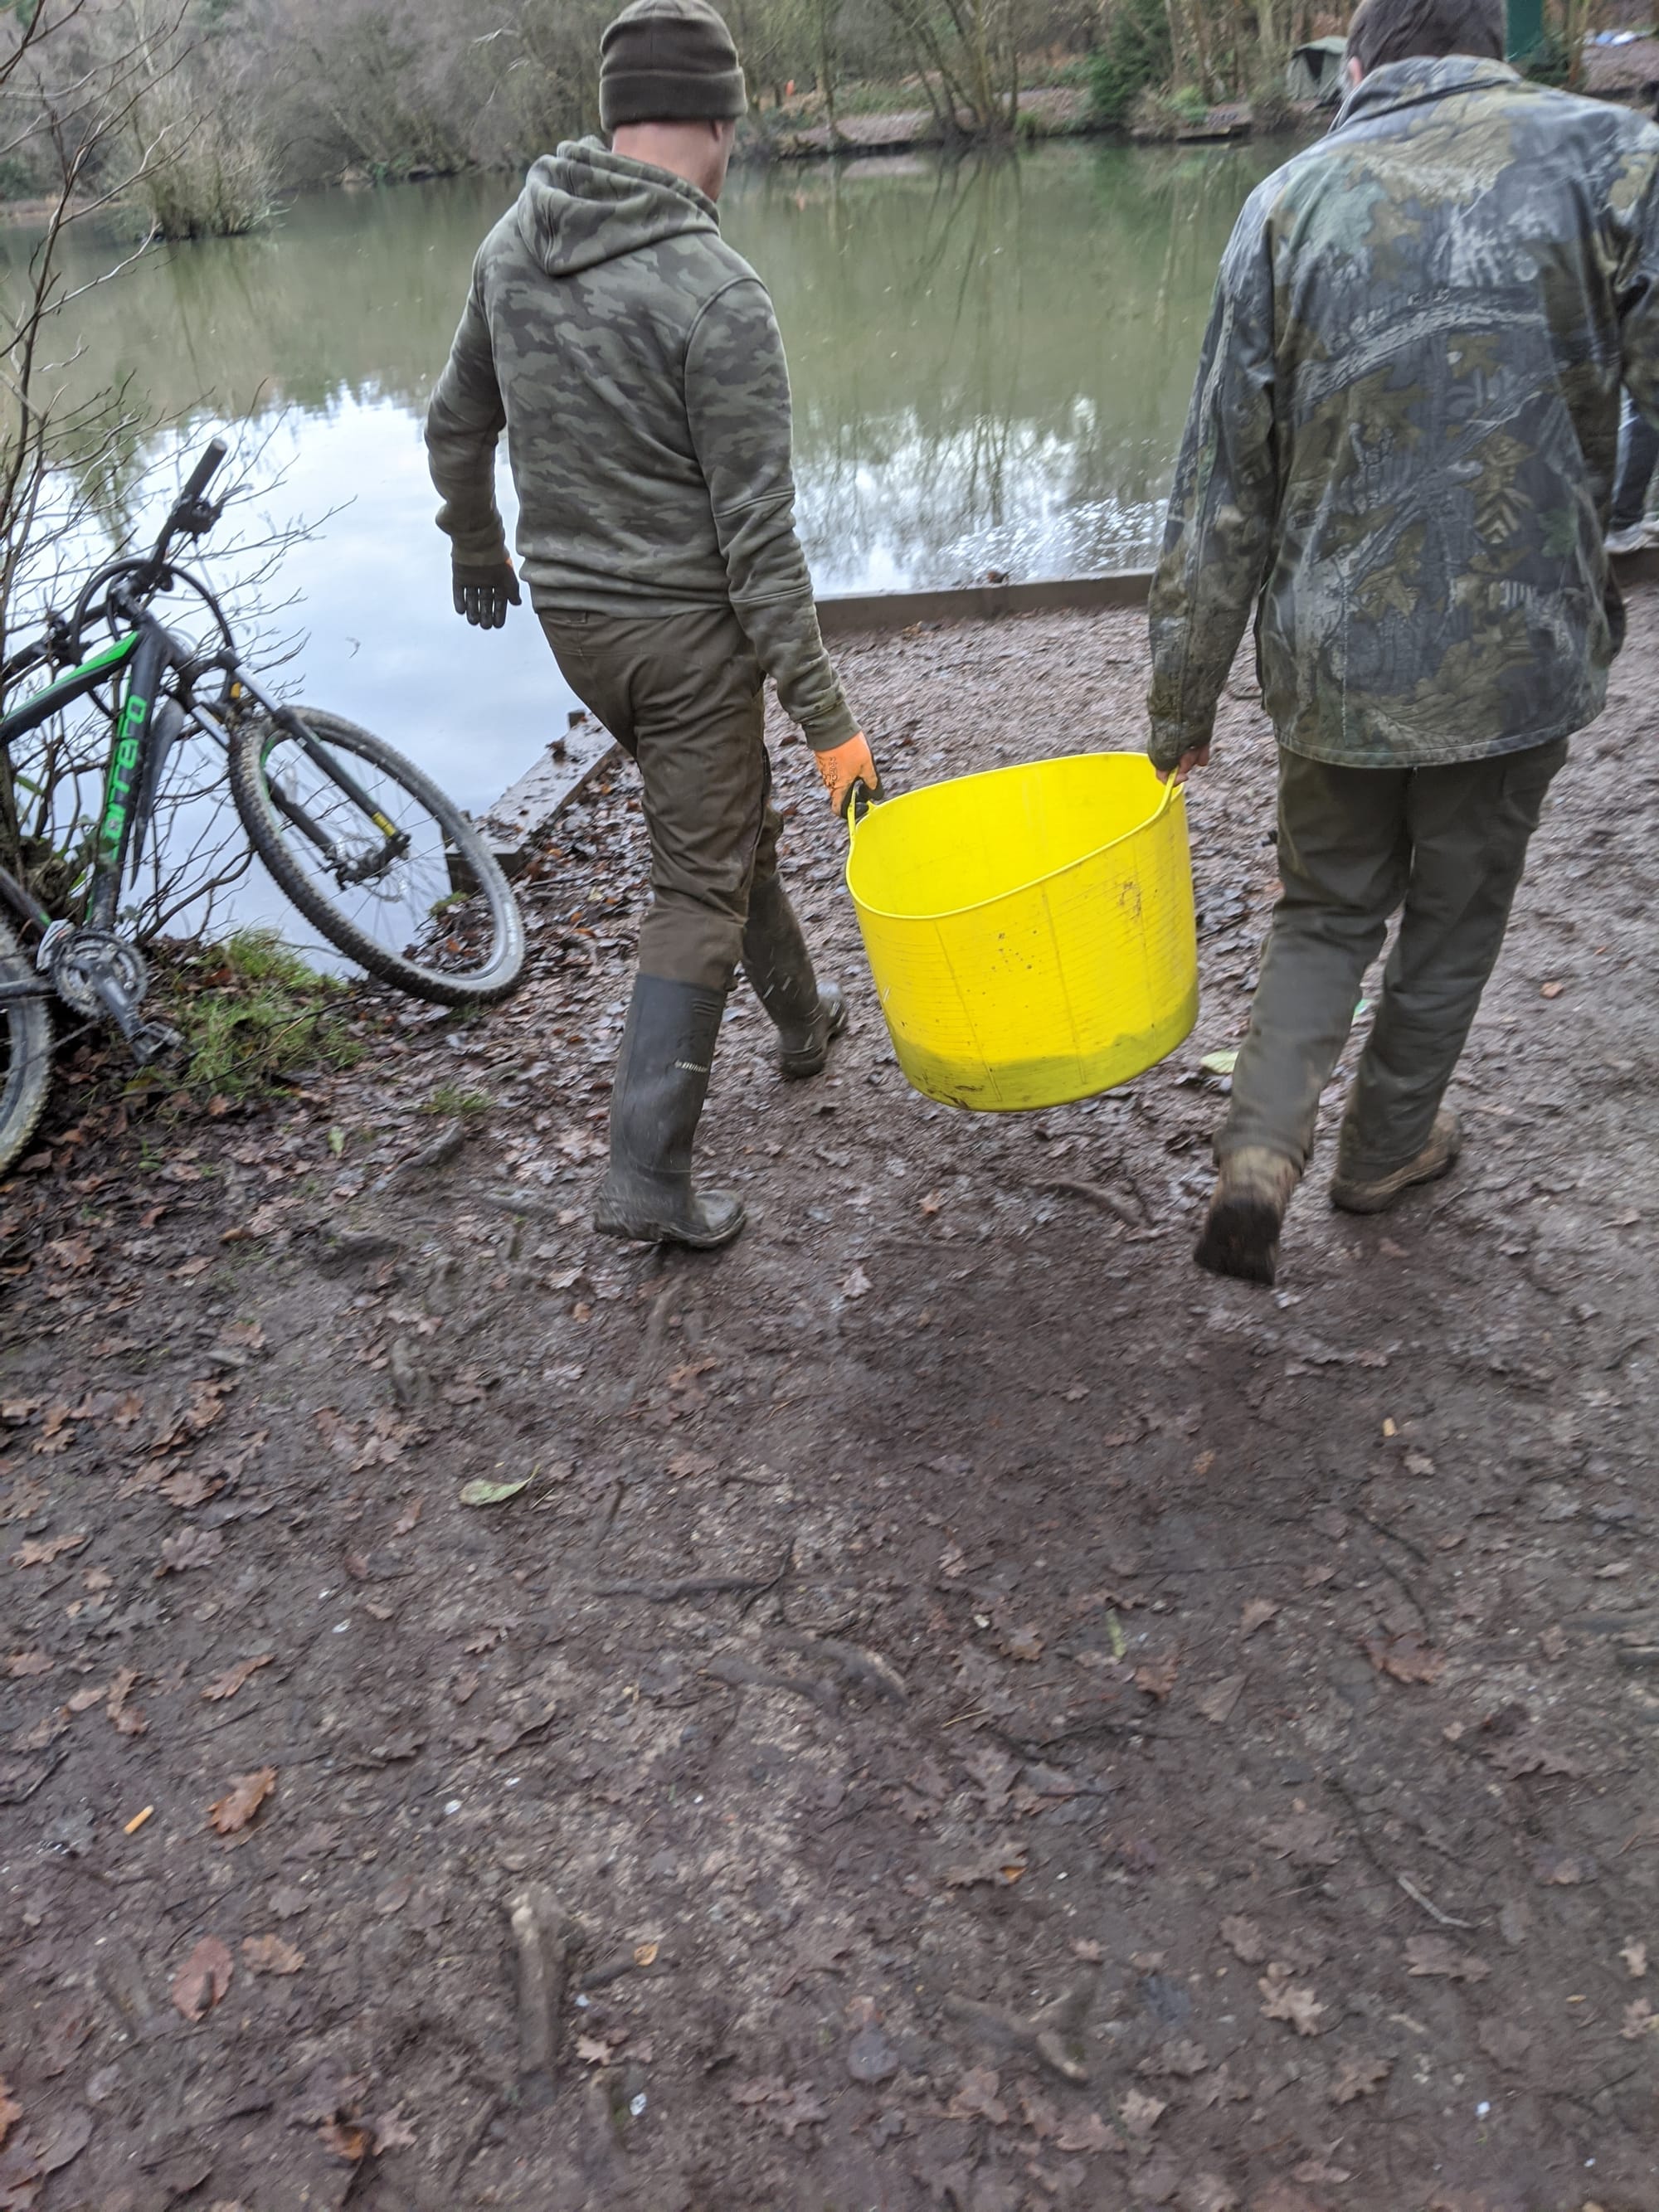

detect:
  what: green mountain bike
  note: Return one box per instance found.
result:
[0,440,525,1172]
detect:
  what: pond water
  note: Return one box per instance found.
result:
[5,138,1287,863]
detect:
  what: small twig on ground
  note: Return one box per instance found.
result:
[478,1189,568,1221]
[506,1884,582,2083]
[615,1267,678,1413]
[591,1558,789,1603]
[943,1973,1097,2085]
[1396,1871,1479,1930]
[706,1650,838,1713]
[773,1627,907,1704]
[1031,1177,1143,1231]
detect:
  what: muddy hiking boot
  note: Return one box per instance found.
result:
[1194,1149,1301,1286]
[593,975,746,1250]
[742,870,848,1079]
[1330,1109,1462,1215]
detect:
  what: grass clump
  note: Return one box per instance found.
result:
[421,1082,493,1116]
[158,927,362,1097]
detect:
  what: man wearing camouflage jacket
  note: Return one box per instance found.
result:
[1149,0,1659,1286]
[426,0,879,1252]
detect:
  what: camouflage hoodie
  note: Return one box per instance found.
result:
[426,139,855,750]
[1147,58,1659,772]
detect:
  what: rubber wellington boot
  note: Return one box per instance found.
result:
[1330,1110,1462,1215]
[1193,1149,1301,1286]
[742,871,848,1079]
[593,975,747,1249]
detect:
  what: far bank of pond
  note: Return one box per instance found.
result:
[7,138,1291,823]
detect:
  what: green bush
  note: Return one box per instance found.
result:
[1089,0,1174,124]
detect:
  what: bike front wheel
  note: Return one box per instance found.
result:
[0,915,53,1178]
[227,707,525,1006]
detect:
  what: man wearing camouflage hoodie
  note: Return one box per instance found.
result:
[426,0,878,1252]
[1148,0,1659,1286]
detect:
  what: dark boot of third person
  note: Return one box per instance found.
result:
[1330,1109,1462,1215]
[1194,1150,1301,1286]
[742,871,848,1079]
[593,975,746,1249]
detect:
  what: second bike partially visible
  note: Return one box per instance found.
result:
[0,438,526,1171]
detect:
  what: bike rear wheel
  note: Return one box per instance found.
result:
[226,707,524,1006]
[0,916,53,1177]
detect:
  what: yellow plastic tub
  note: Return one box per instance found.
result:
[845,752,1198,1111]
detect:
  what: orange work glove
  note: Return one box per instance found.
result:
[815,732,883,819]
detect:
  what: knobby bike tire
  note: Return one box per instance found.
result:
[226,707,526,1007]
[0,914,53,1178]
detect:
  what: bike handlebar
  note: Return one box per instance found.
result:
[179,437,226,506]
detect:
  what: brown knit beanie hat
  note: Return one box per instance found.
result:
[600,0,747,131]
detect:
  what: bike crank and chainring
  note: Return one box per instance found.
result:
[49,929,148,1018]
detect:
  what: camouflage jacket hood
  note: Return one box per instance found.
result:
[517,139,719,279]
[423,143,854,747]
[1148,55,1659,771]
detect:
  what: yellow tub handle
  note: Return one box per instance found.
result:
[844,775,882,838]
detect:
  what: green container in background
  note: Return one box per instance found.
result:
[1506,0,1545,62]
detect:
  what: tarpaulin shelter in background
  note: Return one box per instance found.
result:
[1287,37,1347,102]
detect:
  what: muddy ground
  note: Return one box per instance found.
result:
[3,596,1659,2212]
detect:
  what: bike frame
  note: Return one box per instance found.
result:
[0,607,407,1012]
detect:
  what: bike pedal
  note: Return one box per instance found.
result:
[129,1021,186,1070]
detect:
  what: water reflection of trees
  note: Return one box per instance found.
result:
[17,143,1282,587]
[746,139,1281,583]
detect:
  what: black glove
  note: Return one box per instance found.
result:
[453,561,522,630]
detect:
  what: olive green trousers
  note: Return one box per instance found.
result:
[1220,737,1568,1180]
[539,601,782,994]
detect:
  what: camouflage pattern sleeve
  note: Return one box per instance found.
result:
[684,278,857,751]
[1146,210,1278,774]
[425,267,512,569]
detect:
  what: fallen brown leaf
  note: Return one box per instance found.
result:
[1239,1598,1280,1638]
[0,2076,20,2149]
[241,1934,304,1976]
[1135,1650,1180,1699]
[943,1845,1027,1889]
[105,1667,146,1738]
[318,2118,368,2162]
[12,1532,89,1567]
[947,2066,1007,2123]
[1404,1934,1489,1981]
[372,2109,416,2154]
[201,1655,273,1702]
[1053,2109,1116,2154]
[158,1467,221,1510]
[1360,1630,1445,1685]
[1118,2086,1165,2137]
[170,1935,233,2021]
[1219,1914,1266,1964]
[1258,1965,1325,2036]
[1196,1671,1245,1723]
[207,1767,276,1835]
[1476,2018,1533,2069]
[1328,2054,1391,2103]
[1531,1848,1591,1886]
[4,1651,53,1678]
[156,1526,225,1576]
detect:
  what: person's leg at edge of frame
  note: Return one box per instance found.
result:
[538,605,754,1252]
[1194,748,1409,1286]
[1330,736,1569,1214]
[740,761,849,1080]
[1607,394,1659,552]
